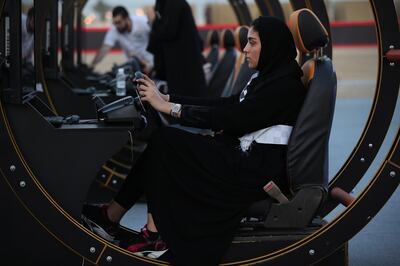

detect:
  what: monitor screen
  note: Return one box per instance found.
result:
[21,0,35,94]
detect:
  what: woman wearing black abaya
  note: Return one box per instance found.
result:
[82,17,306,265]
[148,0,206,97]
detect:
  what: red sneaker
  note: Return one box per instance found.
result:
[126,225,168,259]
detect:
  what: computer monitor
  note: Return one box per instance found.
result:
[21,1,36,94]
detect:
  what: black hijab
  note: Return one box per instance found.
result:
[154,0,164,15]
[251,16,302,83]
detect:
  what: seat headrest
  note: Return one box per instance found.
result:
[207,30,220,47]
[289,8,329,54]
[220,29,235,49]
[234,26,249,52]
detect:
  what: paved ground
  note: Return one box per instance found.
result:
[84,47,399,265]
[329,98,400,266]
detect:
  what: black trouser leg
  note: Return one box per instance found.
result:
[114,168,144,210]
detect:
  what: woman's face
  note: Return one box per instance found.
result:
[243,27,261,69]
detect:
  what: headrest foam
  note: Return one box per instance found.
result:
[221,29,235,49]
[234,26,249,52]
[289,8,329,53]
[301,59,316,88]
[207,30,220,47]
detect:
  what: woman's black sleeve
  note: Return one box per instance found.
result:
[170,93,239,107]
[178,83,302,136]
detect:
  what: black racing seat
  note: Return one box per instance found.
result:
[242,8,336,229]
[205,30,220,72]
[206,29,237,98]
[221,26,257,98]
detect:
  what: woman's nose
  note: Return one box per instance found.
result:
[243,44,249,54]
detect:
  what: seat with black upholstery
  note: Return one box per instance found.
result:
[221,25,257,98]
[205,30,220,72]
[206,29,237,98]
[242,8,336,229]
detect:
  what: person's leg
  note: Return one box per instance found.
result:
[110,163,147,222]
[146,213,158,232]
[106,200,128,223]
[82,166,145,241]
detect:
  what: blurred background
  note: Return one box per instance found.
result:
[64,0,379,99]
[78,0,375,26]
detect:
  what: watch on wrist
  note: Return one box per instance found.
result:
[170,103,182,118]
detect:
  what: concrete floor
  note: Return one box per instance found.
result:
[329,98,400,266]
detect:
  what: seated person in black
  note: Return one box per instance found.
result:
[82,16,306,266]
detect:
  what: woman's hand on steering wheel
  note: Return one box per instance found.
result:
[137,74,171,114]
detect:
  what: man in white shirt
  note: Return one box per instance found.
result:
[91,6,154,74]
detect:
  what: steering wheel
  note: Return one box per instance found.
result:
[131,71,147,113]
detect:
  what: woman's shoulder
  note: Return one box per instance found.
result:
[254,75,305,97]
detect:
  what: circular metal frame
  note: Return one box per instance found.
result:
[0,0,399,265]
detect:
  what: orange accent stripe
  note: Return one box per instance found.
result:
[386,49,400,62]
[331,20,375,27]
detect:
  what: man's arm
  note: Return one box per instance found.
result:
[128,51,153,75]
[91,44,112,68]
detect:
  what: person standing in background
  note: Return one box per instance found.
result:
[91,6,154,74]
[147,0,206,97]
[22,7,34,64]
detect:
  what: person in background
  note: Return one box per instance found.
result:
[22,7,34,64]
[91,6,153,74]
[147,0,206,97]
[21,7,35,89]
